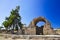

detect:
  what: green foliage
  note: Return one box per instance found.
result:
[3,21,9,28]
[2,6,23,32]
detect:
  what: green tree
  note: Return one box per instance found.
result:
[3,6,23,34]
[3,21,9,32]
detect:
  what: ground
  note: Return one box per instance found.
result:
[0,33,60,40]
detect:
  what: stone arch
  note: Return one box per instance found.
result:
[28,17,55,35]
[29,17,50,28]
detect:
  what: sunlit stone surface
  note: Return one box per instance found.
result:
[23,17,56,35]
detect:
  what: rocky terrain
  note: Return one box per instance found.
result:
[0,34,60,40]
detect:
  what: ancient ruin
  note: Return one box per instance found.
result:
[0,16,60,40]
[22,16,56,35]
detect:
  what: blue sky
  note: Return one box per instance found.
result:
[0,0,60,29]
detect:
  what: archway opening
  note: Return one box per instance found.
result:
[36,21,45,27]
[36,21,45,35]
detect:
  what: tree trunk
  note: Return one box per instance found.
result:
[11,24,14,34]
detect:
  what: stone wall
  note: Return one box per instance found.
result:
[28,17,56,35]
